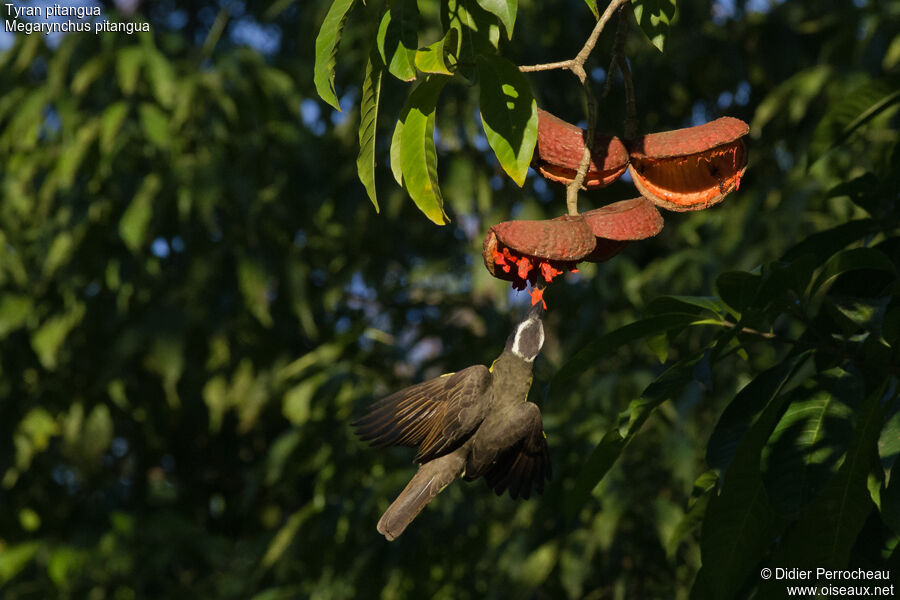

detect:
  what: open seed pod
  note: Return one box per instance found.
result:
[483,216,596,289]
[578,197,665,262]
[627,117,749,211]
[533,109,628,189]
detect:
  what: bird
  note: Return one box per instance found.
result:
[352,303,551,541]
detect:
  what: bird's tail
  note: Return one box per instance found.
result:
[377,451,466,541]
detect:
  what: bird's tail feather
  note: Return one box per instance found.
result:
[377,451,465,541]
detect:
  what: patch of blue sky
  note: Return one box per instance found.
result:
[229,16,281,56]
[300,98,326,135]
[690,100,709,127]
[735,81,751,106]
[746,0,787,14]
[330,89,357,126]
[151,237,171,258]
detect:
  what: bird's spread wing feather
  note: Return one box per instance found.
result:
[481,403,551,500]
[352,365,491,463]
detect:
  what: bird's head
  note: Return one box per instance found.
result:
[505,303,545,363]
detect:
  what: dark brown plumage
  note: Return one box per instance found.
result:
[352,304,551,540]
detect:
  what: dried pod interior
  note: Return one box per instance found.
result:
[628,117,749,211]
[533,109,628,189]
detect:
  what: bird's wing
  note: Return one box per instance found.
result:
[352,365,491,463]
[481,403,551,500]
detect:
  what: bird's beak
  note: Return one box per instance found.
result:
[527,301,544,319]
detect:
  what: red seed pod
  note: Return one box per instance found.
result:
[482,216,595,287]
[582,238,629,264]
[580,197,664,240]
[533,109,628,189]
[627,117,749,211]
[488,216,596,262]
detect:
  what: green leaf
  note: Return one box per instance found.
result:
[443,0,501,63]
[265,430,302,486]
[566,354,703,519]
[880,402,900,481]
[667,470,718,557]
[82,403,114,461]
[100,102,129,154]
[0,542,40,586]
[706,356,808,475]
[144,337,185,408]
[55,121,99,189]
[115,46,143,96]
[810,247,896,299]
[119,174,161,252]
[752,66,831,132]
[71,55,108,96]
[357,50,383,212]
[476,53,538,187]
[716,271,761,315]
[566,428,626,520]
[827,173,883,215]
[647,295,729,318]
[30,303,86,370]
[398,75,450,225]
[632,0,677,52]
[144,50,177,108]
[314,0,358,109]
[584,0,599,19]
[554,313,701,382]
[883,469,900,536]
[238,256,273,327]
[283,375,326,425]
[47,547,84,588]
[203,376,230,433]
[262,506,319,568]
[692,354,810,599]
[43,232,74,278]
[390,117,404,186]
[758,381,890,590]
[761,384,855,517]
[809,77,900,164]
[781,219,876,263]
[138,102,170,150]
[414,28,459,75]
[0,294,32,337]
[475,0,517,39]
[376,1,419,82]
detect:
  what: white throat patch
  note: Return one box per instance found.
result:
[511,317,544,362]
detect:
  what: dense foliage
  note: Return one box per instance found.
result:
[1,1,899,598]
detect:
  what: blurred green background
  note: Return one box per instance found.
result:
[1,0,899,598]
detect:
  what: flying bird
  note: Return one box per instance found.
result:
[353,303,551,540]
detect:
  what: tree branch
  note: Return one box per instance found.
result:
[600,8,638,139]
[519,0,632,216]
[716,319,900,376]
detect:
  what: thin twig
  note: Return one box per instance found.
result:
[716,319,900,376]
[518,0,628,74]
[617,53,638,139]
[601,9,628,100]
[519,60,573,73]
